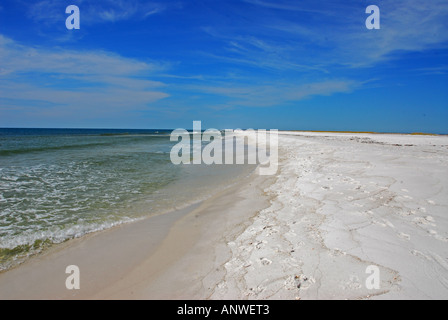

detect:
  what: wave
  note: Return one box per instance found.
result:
[0,216,141,271]
[0,136,168,157]
[0,142,114,156]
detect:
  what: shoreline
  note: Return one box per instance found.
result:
[0,162,272,299]
[0,131,447,299]
[0,202,199,299]
[94,170,274,299]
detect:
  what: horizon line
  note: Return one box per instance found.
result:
[0,127,446,136]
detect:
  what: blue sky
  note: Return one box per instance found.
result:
[0,0,447,132]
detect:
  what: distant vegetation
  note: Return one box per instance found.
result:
[289,130,441,136]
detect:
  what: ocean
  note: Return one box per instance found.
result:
[0,128,255,271]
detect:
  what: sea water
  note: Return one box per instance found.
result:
[0,128,255,271]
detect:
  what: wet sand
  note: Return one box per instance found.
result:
[0,167,271,300]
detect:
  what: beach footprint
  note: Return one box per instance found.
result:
[427,229,448,242]
[412,216,436,227]
[294,274,315,290]
[340,275,362,290]
[398,232,411,241]
[260,258,272,266]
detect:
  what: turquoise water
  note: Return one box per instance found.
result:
[0,129,255,270]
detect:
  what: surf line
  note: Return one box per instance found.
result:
[170,121,279,176]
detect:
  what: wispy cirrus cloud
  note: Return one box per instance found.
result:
[26,0,168,26]
[360,0,448,64]
[0,34,169,125]
[201,28,329,73]
[242,0,349,16]
[186,79,360,108]
[0,35,164,76]
[93,0,165,23]
[206,0,448,69]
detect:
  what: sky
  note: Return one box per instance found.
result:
[0,0,447,133]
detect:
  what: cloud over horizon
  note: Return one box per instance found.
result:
[0,35,169,125]
[0,1,447,131]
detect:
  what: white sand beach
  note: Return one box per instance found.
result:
[211,132,448,300]
[0,131,447,300]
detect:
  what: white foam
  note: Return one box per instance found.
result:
[0,216,140,251]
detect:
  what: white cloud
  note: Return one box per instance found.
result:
[363,0,448,62]
[415,65,448,76]
[27,0,166,25]
[200,28,329,73]
[0,35,162,76]
[0,35,169,123]
[187,80,359,107]
[209,0,448,69]
[242,0,344,16]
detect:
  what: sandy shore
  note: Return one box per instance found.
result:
[0,131,447,299]
[0,165,272,300]
[210,132,448,300]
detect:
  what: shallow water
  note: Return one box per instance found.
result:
[0,128,255,270]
